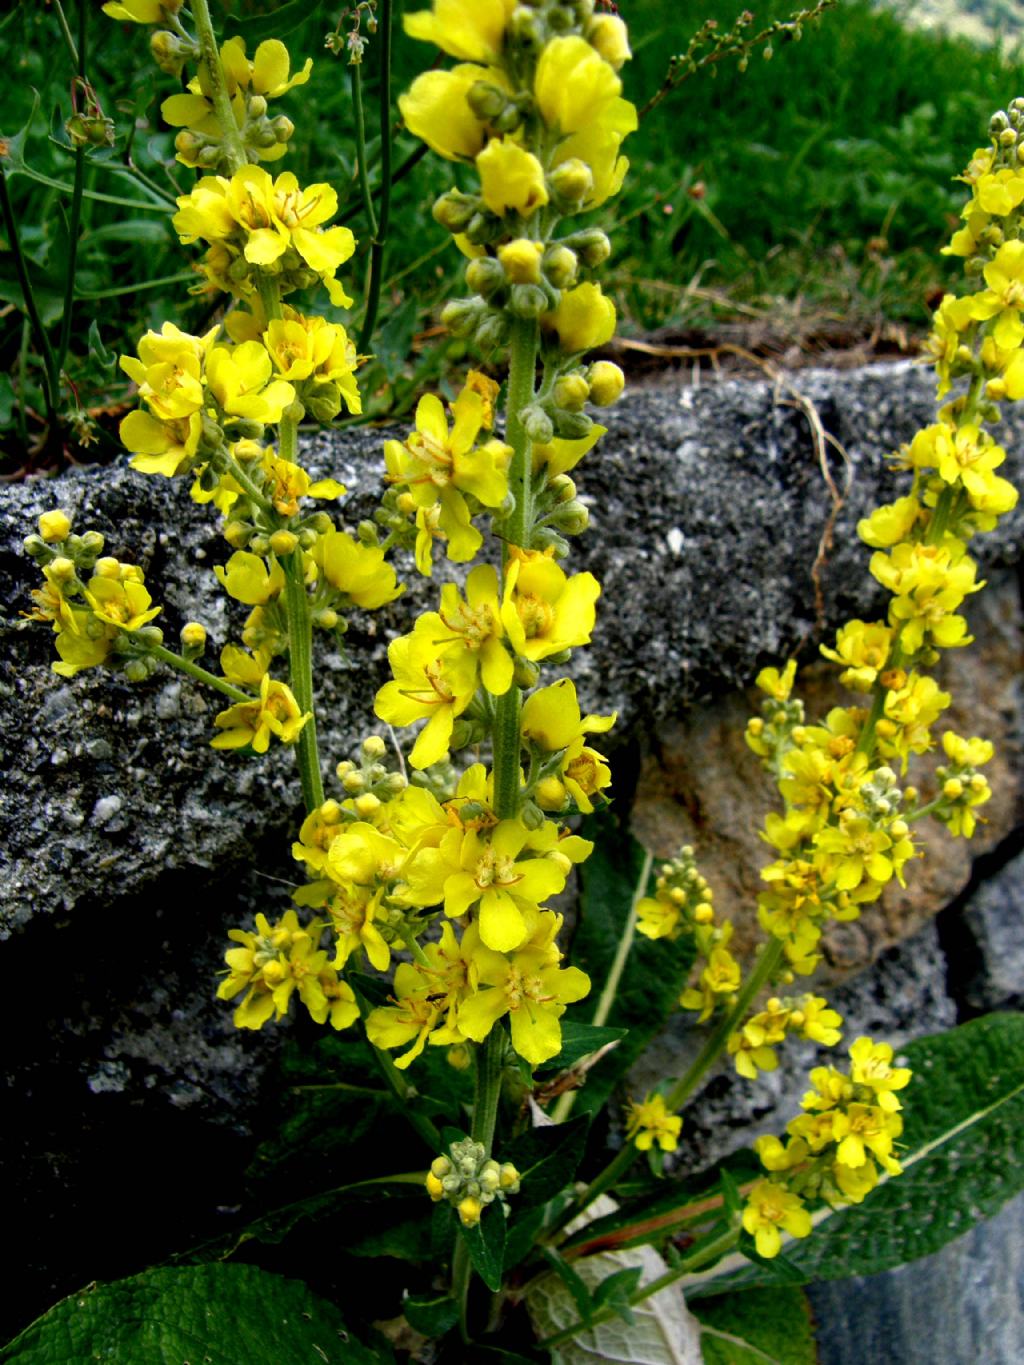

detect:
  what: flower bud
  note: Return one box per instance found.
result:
[425,1172,444,1200]
[180,621,207,651]
[530,526,570,557]
[124,659,150,684]
[442,298,486,337]
[943,777,964,800]
[513,657,541,689]
[362,735,387,759]
[39,510,72,543]
[588,360,625,406]
[587,14,632,68]
[553,373,590,411]
[474,313,511,352]
[521,404,555,444]
[49,555,77,584]
[223,521,252,549]
[553,409,593,440]
[150,29,195,76]
[549,157,594,207]
[569,228,612,267]
[458,1196,483,1227]
[498,238,544,284]
[305,382,343,423]
[432,190,478,233]
[509,7,543,47]
[269,530,298,557]
[94,556,122,579]
[499,1163,521,1192]
[536,776,568,810]
[272,116,295,144]
[248,94,269,119]
[465,256,506,298]
[543,244,578,289]
[508,283,548,319]
[467,80,508,121]
[446,1044,472,1070]
[354,793,381,817]
[548,499,590,535]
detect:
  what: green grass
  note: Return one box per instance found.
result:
[1,0,1023,467]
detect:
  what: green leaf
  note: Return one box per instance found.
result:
[0,1263,387,1363]
[695,1289,817,1365]
[502,1113,592,1209]
[536,1021,628,1074]
[459,1205,507,1292]
[224,0,326,42]
[0,374,15,427]
[402,1292,459,1338]
[566,811,695,1113]
[691,1013,1024,1295]
[592,1265,644,1324]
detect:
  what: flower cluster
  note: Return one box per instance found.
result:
[625,1093,682,1153]
[426,1137,521,1228]
[742,1037,911,1256]
[23,512,164,681]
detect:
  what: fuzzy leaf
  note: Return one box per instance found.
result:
[459,1205,507,1293]
[695,1289,817,1364]
[503,1113,592,1210]
[565,811,695,1113]
[691,1013,1024,1296]
[536,1022,627,1074]
[526,1197,702,1364]
[402,1292,459,1338]
[0,1263,387,1363]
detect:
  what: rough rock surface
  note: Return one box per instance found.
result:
[3,363,1024,1345]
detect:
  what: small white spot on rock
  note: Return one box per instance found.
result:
[91,795,123,826]
[666,527,685,556]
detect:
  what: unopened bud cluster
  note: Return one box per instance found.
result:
[336,734,407,813]
[425,1138,521,1227]
[636,847,715,942]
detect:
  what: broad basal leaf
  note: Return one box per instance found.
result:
[1,1263,387,1364]
[689,1012,1024,1296]
[694,1288,817,1364]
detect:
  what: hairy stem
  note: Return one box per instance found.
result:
[148,643,251,703]
[190,0,247,172]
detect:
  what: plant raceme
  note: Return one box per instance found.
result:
[20,0,1023,1352]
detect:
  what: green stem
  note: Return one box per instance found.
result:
[549,848,654,1126]
[454,1028,506,1336]
[55,146,86,386]
[283,547,324,813]
[536,1226,740,1351]
[491,684,522,819]
[504,317,540,551]
[350,60,378,239]
[398,921,432,968]
[52,0,78,67]
[148,643,251,703]
[190,0,247,173]
[357,0,393,353]
[0,167,59,423]
[665,937,785,1111]
[257,272,284,323]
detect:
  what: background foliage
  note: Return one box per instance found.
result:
[3,0,1024,469]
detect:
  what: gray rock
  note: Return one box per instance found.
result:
[806,1191,1024,1365]
[960,849,1024,1012]
[2,363,1023,1341]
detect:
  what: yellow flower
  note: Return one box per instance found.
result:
[103,0,178,21]
[457,920,590,1067]
[403,0,515,63]
[430,564,514,696]
[476,140,549,217]
[545,283,616,354]
[374,630,480,768]
[857,494,922,549]
[870,541,979,654]
[587,15,632,69]
[501,551,599,662]
[215,551,286,605]
[52,611,115,677]
[399,65,498,160]
[385,390,510,565]
[625,1094,682,1152]
[211,674,310,752]
[120,410,202,478]
[311,530,403,610]
[550,99,637,208]
[848,1036,911,1112]
[440,818,568,951]
[521,678,615,812]
[84,575,161,632]
[532,425,607,479]
[119,322,218,421]
[534,35,623,135]
[820,620,893,692]
[205,342,296,423]
[742,1180,812,1259]
[970,238,1024,350]
[680,943,742,1021]
[832,1103,903,1174]
[365,961,444,1068]
[264,311,361,413]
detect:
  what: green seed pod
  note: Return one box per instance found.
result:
[521,404,555,443]
[466,256,505,298]
[507,283,548,319]
[467,80,508,121]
